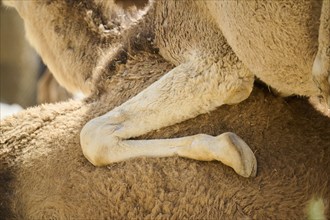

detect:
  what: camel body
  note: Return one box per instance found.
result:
[1,52,329,219]
[3,0,329,182]
[1,1,330,218]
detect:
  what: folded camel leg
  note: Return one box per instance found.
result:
[312,0,330,107]
[81,56,257,177]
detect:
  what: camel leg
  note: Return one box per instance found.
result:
[82,131,256,177]
[81,56,256,177]
[312,0,330,108]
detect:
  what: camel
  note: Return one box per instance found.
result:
[3,0,329,178]
[1,50,329,219]
[1,1,329,217]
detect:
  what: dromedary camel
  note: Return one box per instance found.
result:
[1,50,329,219]
[3,0,329,178]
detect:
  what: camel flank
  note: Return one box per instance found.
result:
[3,0,329,177]
[1,51,329,219]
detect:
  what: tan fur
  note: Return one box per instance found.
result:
[3,0,120,94]
[4,0,327,97]
[207,1,323,96]
[1,52,329,219]
[1,0,330,218]
[2,0,151,94]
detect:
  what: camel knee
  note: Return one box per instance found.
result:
[80,120,103,166]
[80,117,119,166]
[222,76,254,105]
